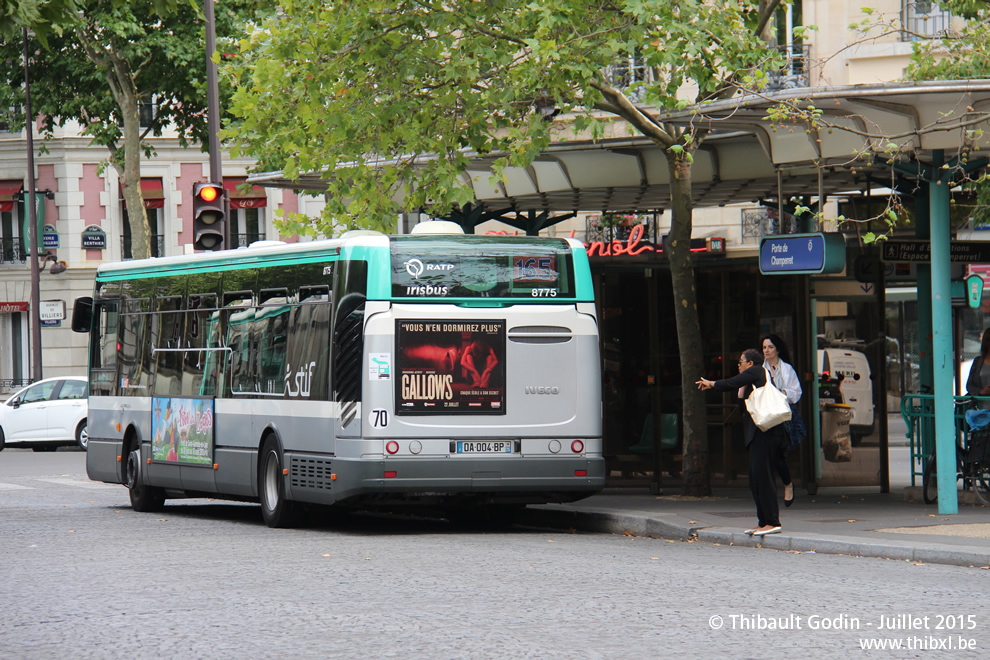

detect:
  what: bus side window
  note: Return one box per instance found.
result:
[119,299,149,395]
[288,287,331,400]
[153,296,184,396]
[91,300,120,397]
[184,293,218,396]
[257,290,289,396]
[223,294,255,397]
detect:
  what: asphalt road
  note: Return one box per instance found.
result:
[1,449,987,658]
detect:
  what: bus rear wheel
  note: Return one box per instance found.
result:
[259,437,298,528]
[126,445,165,512]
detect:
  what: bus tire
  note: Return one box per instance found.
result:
[126,443,165,513]
[0,427,5,452]
[259,436,298,528]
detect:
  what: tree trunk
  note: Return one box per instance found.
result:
[665,151,711,496]
[115,85,150,260]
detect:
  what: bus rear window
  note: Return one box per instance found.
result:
[390,236,575,299]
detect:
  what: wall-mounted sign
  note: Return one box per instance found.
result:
[39,300,65,321]
[759,233,846,275]
[0,302,29,314]
[81,225,107,249]
[881,240,990,264]
[43,225,59,249]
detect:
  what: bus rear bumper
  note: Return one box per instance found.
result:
[284,453,606,506]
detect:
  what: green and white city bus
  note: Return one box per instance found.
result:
[73,227,604,527]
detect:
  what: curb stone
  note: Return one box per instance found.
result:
[524,505,990,568]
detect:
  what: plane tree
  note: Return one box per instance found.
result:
[0,0,268,259]
[225,0,794,495]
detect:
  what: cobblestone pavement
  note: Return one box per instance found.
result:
[0,451,988,658]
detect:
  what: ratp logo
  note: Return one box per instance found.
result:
[404,258,424,278]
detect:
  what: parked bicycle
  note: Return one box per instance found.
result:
[922,418,990,506]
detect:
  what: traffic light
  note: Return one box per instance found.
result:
[192,182,225,251]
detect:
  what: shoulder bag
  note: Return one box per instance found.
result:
[745,366,792,431]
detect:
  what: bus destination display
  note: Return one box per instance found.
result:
[395,319,506,414]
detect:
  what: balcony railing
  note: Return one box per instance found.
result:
[0,237,27,264]
[902,1,952,40]
[604,44,811,100]
[741,208,799,244]
[233,232,266,248]
[585,213,661,245]
[121,234,165,259]
[765,44,811,92]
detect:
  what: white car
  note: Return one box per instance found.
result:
[0,377,88,452]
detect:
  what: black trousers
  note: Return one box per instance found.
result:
[774,436,792,486]
[749,428,782,527]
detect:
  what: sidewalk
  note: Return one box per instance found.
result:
[522,488,990,568]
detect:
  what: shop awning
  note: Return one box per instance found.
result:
[120,179,164,209]
[224,177,267,209]
[140,178,164,209]
[0,180,23,212]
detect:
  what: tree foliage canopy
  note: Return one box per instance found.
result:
[225,0,786,234]
[1,0,263,161]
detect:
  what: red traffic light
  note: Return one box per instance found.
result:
[199,185,220,203]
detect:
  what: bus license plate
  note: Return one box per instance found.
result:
[456,441,513,454]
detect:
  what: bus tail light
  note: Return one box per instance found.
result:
[384,471,397,478]
[385,441,399,455]
[574,470,587,477]
[571,440,584,453]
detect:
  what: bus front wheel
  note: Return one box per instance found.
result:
[126,445,165,512]
[259,437,298,528]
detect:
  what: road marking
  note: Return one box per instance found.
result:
[0,482,33,490]
[34,478,120,490]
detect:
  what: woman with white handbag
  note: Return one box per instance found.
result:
[696,348,790,537]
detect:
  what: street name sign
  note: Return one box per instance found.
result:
[759,233,846,275]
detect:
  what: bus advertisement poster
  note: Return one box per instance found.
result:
[395,319,506,414]
[151,397,215,465]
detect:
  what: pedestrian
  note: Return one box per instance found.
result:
[762,334,802,507]
[966,328,990,410]
[696,348,785,536]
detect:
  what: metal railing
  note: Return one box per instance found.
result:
[121,234,165,259]
[585,213,661,245]
[765,44,811,91]
[740,207,799,243]
[0,237,27,264]
[899,394,983,485]
[0,378,32,393]
[232,232,266,248]
[603,43,810,100]
[901,1,952,40]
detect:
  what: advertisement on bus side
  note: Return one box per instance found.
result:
[151,397,215,465]
[395,319,506,414]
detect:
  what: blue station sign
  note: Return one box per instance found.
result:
[759,233,846,275]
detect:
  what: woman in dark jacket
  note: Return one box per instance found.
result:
[966,329,990,410]
[697,348,785,537]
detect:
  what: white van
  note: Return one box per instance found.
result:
[818,348,875,442]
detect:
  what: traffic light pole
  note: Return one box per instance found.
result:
[23,28,42,383]
[204,0,227,248]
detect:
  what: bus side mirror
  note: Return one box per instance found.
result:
[72,297,93,333]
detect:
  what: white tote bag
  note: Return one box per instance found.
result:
[745,366,792,431]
